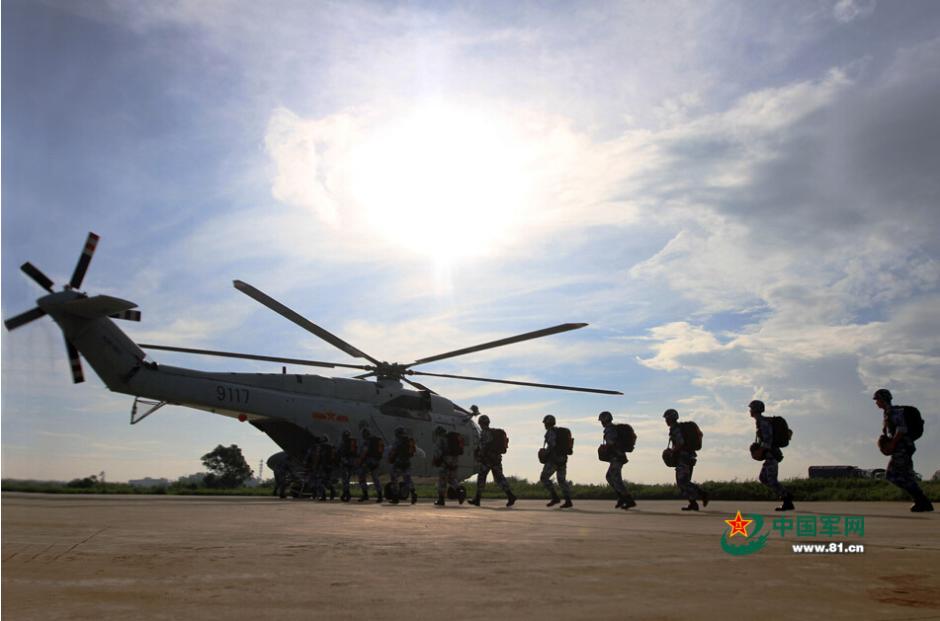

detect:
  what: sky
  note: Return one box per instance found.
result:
[2,0,939,486]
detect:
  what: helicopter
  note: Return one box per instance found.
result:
[4,232,622,482]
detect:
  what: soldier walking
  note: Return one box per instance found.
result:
[337,430,358,502]
[388,427,418,505]
[357,424,384,503]
[874,389,933,512]
[266,451,293,499]
[749,400,794,511]
[539,415,573,508]
[599,411,636,510]
[663,409,708,511]
[432,426,464,506]
[468,412,517,507]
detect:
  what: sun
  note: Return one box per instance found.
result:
[347,102,535,265]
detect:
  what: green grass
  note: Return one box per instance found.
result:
[4,476,937,501]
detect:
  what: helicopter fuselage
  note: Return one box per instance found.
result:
[42,290,480,480]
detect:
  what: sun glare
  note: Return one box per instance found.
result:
[348,103,534,264]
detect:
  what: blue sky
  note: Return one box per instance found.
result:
[3,0,938,485]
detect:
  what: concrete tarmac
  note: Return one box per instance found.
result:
[3,492,939,620]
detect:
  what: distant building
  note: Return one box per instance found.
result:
[128,477,169,487]
[176,473,206,486]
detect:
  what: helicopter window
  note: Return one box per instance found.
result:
[379,395,432,421]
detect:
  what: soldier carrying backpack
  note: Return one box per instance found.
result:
[598,411,637,511]
[663,409,708,511]
[874,389,933,512]
[433,426,464,506]
[750,400,795,512]
[468,410,517,508]
[538,415,573,508]
[356,424,384,503]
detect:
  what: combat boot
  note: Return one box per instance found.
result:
[911,492,934,512]
[682,500,700,511]
[615,496,624,509]
[341,492,350,502]
[375,491,383,503]
[358,491,369,502]
[457,486,467,505]
[560,498,573,509]
[776,494,795,512]
[468,493,482,506]
[506,491,517,507]
[621,495,637,510]
[434,493,446,506]
[410,490,418,505]
[701,490,710,507]
[546,493,561,507]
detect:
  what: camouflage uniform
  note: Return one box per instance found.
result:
[434,433,461,504]
[603,424,634,506]
[357,430,383,502]
[336,434,358,501]
[476,427,513,496]
[755,416,788,499]
[540,427,572,502]
[884,406,926,499]
[389,435,416,503]
[314,440,336,501]
[668,423,704,502]
[266,451,292,499]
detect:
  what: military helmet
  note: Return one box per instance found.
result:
[663,408,679,420]
[434,425,446,436]
[361,426,372,438]
[598,411,613,424]
[873,388,892,402]
[478,414,490,427]
[542,414,556,426]
[748,400,765,413]
[470,404,480,413]
[342,430,351,438]
[395,426,407,437]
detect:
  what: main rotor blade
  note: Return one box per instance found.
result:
[233,280,381,365]
[409,323,589,367]
[410,370,623,395]
[64,338,85,384]
[4,307,47,331]
[402,378,436,394]
[21,262,54,293]
[137,344,373,371]
[69,232,100,290]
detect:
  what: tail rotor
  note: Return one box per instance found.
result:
[3,232,130,384]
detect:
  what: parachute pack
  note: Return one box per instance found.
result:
[488,428,509,454]
[445,432,464,457]
[888,406,924,440]
[341,437,358,457]
[615,423,637,453]
[366,436,385,460]
[389,438,416,463]
[769,416,792,448]
[679,421,703,451]
[553,427,574,456]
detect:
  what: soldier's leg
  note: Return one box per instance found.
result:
[357,466,370,497]
[491,462,512,494]
[557,463,573,507]
[476,464,490,494]
[371,466,383,502]
[887,450,925,498]
[759,458,786,498]
[606,461,628,496]
[437,467,448,496]
[541,462,560,505]
[675,459,701,510]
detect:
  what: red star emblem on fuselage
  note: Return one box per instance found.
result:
[725,511,753,538]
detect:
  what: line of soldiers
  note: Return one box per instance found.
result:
[268,388,933,513]
[594,389,932,513]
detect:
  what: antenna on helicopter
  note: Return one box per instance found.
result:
[138,280,622,396]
